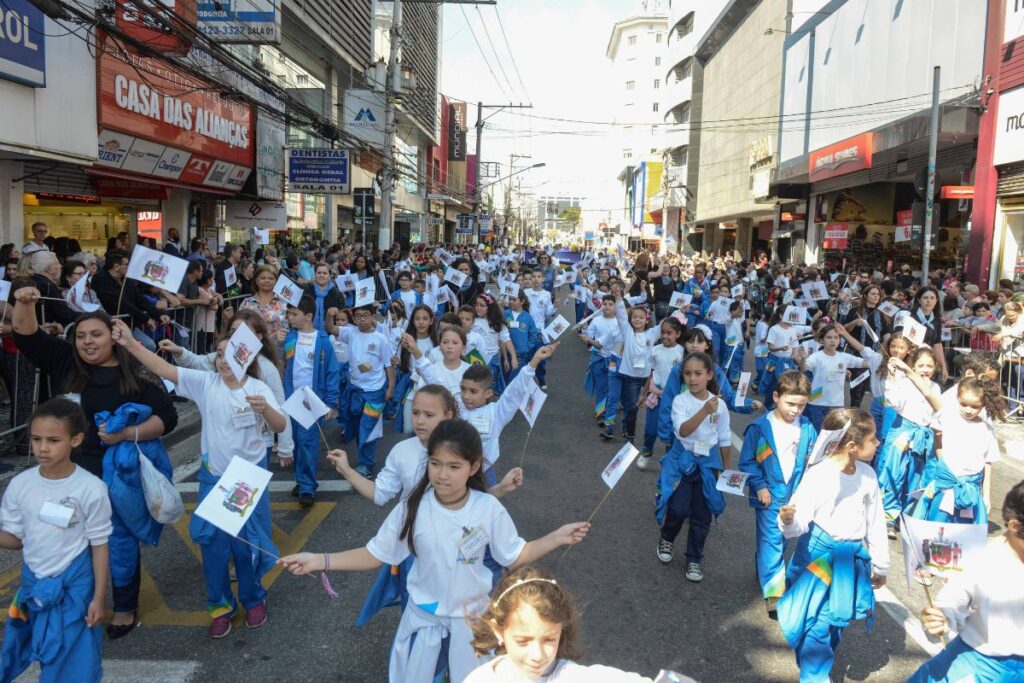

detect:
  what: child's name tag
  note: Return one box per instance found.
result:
[693,441,711,457]
[457,526,488,564]
[827,371,844,382]
[38,500,75,528]
[508,321,519,330]
[232,409,257,429]
[467,415,492,437]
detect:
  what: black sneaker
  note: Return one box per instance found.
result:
[685,562,704,582]
[657,539,674,563]
[299,493,315,508]
[599,426,614,440]
[290,484,299,498]
[623,432,635,442]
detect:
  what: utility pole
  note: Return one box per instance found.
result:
[472,102,533,242]
[922,65,940,285]
[378,0,403,251]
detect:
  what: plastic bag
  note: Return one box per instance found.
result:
[139,450,184,524]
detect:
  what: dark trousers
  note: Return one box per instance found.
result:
[660,472,712,563]
[112,564,141,614]
[619,375,645,436]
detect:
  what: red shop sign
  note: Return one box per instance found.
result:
[96,32,252,168]
[809,133,873,182]
[823,223,849,250]
[115,0,197,56]
[94,177,173,200]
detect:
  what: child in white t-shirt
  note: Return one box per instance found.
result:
[0,398,112,682]
[279,419,590,682]
[114,320,287,639]
[795,323,869,431]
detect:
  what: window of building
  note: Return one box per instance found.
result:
[653,102,660,112]
[672,103,690,125]
[296,73,309,85]
[627,35,637,46]
[656,33,663,43]
[671,146,688,167]
[654,79,660,89]
[625,80,635,91]
[655,56,661,66]
[674,58,692,83]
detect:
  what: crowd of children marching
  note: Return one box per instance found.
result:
[0,244,1021,682]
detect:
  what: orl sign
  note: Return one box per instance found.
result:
[0,0,46,87]
[809,133,873,182]
[97,32,252,168]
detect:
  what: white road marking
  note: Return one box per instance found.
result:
[176,479,353,494]
[15,659,199,682]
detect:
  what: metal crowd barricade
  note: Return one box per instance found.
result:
[1000,333,1024,422]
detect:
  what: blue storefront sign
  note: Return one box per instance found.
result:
[286,148,350,194]
[0,0,46,87]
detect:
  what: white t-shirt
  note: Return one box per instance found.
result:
[336,326,392,391]
[805,351,867,406]
[767,324,810,358]
[366,490,527,618]
[291,330,318,389]
[937,538,1024,657]
[724,317,745,346]
[416,356,470,399]
[461,366,536,466]
[707,297,733,324]
[585,315,622,359]
[374,437,428,506]
[884,374,940,427]
[0,465,112,578]
[767,412,802,484]
[472,318,512,363]
[780,459,890,575]
[465,656,653,683]
[176,368,280,475]
[524,288,555,329]
[860,348,886,398]
[670,391,732,454]
[651,344,685,389]
[935,406,1000,477]
[398,289,418,319]
[615,300,660,379]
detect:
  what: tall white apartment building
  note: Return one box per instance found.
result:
[606,6,668,248]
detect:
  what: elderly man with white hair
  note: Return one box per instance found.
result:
[24,250,78,326]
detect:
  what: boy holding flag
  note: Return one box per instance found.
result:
[284,295,341,506]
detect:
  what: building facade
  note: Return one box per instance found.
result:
[606,8,668,250]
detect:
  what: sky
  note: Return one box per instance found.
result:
[440,0,647,229]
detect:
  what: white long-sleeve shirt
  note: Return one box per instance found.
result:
[780,459,890,575]
[460,366,536,467]
[615,300,661,379]
[936,538,1024,657]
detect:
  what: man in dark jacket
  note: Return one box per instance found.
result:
[91,249,168,351]
[162,227,184,257]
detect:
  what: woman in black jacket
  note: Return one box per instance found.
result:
[12,285,178,640]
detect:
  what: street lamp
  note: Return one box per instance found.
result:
[479,162,546,191]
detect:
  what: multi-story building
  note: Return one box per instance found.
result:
[660,0,726,253]
[692,0,789,260]
[537,196,585,240]
[606,6,667,250]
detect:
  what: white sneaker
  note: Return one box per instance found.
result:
[636,455,649,470]
[657,539,674,563]
[685,562,704,582]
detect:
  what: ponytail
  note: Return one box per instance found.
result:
[959,376,1006,422]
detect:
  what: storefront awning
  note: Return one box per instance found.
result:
[86,167,237,197]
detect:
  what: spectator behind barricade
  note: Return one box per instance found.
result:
[90,249,169,353]
[281,254,301,283]
[175,259,210,340]
[964,301,1000,352]
[239,264,289,344]
[298,247,317,283]
[993,301,1024,404]
[71,251,98,277]
[186,238,208,269]
[238,259,254,296]
[22,222,49,254]
[214,243,242,299]
[942,294,964,326]
[194,270,220,356]
[162,227,184,257]
[105,231,128,254]
[24,250,78,327]
[61,260,102,314]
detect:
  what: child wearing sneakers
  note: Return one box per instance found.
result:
[655,352,732,583]
[637,316,685,469]
[738,370,817,618]
[330,304,395,480]
[603,289,660,442]
[580,295,623,426]
[524,268,557,389]
[283,296,341,506]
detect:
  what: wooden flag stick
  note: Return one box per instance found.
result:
[115,276,128,317]
[557,487,615,565]
[316,420,331,452]
[921,582,949,645]
[516,427,534,469]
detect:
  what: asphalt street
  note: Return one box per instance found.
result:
[2,300,1022,682]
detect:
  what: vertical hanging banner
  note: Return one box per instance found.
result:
[448,102,467,161]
